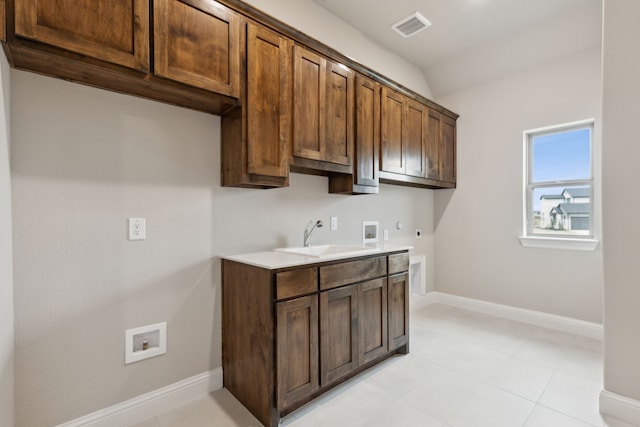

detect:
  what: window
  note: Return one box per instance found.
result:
[520,119,598,250]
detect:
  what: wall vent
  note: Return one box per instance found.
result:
[391,12,431,38]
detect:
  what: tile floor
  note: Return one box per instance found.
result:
[132,302,635,427]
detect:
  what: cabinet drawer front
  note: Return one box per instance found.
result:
[320,256,386,290]
[388,252,410,274]
[276,267,318,300]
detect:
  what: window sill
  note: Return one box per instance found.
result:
[518,236,599,251]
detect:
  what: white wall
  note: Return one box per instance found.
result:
[434,47,603,323]
[10,1,434,424]
[601,0,640,403]
[0,50,14,427]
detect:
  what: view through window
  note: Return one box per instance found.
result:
[525,121,594,238]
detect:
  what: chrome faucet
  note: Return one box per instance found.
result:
[303,220,323,247]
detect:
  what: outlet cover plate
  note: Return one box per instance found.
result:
[128,218,146,241]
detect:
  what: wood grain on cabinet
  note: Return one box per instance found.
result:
[222,260,276,427]
[426,108,442,180]
[329,73,380,194]
[440,115,457,183]
[404,98,428,178]
[276,294,319,409]
[15,0,149,71]
[292,45,353,172]
[358,278,388,365]
[320,284,358,385]
[388,252,410,275]
[319,256,387,291]
[380,86,405,175]
[154,0,240,97]
[388,272,409,351]
[276,267,317,300]
[221,21,291,188]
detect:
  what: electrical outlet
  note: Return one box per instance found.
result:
[383,229,389,241]
[330,216,338,231]
[129,218,146,241]
[416,228,422,239]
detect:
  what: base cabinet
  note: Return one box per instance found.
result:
[276,295,319,409]
[222,250,410,427]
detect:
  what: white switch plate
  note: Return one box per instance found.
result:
[129,218,146,241]
[330,216,338,231]
[383,229,389,241]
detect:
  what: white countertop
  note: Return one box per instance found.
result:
[222,244,413,270]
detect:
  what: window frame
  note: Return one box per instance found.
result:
[519,119,599,251]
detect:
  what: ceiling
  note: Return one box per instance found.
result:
[312,0,602,98]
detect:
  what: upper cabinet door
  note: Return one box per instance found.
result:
[154,0,240,97]
[293,45,326,162]
[380,86,405,175]
[324,60,353,165]
[15,0,150,71]
[426,109,442,180]
[246,22,291,179]
[404,98,427,178]
[354,74,380,187]
[293,45,353,166]
[440,115,457,183]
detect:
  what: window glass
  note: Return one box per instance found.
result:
[525,121,594,239]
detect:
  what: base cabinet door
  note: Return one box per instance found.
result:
[388,273,409,351]
[15,0,150,71]
[320,284,358,386]
[358,278,388,365]
[276,295,319,409]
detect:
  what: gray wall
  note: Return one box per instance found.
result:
[434,47,604,323]
[0,50,14,427]
[602,0,640,402]
[10,1,434,424]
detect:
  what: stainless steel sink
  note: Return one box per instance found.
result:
[274,244,381,258]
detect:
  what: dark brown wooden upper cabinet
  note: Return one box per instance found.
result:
[380,86,405,175]
[293,45,353,169]
[426,108,442,180]
[14,0,150,71]
[328,73,379,194]
[221,21,291,188]
[440,115,457,183]
[426,108,457,184]
[154,0,240,97]
[381,86,427,178]
[354,74,380,188]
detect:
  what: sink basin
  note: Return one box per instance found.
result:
[275,244,381,258]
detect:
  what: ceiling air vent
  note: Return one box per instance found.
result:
[391,12,431,38]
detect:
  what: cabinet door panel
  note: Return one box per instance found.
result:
[15,0,149,71]
[380,87,404,174]
[388,273,409,351]
[320,285,358,386]
[277,295,319,409]
[246,23,291,178]
[358,278,388,365]
[404,99,427,178]
[355,75,380,187]
[154,0,240,97]
[440,115,457,183]
[426,109,442,180]
[325,62,353,165]
[293,46,325,161]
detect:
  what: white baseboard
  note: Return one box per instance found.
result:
[423,291,603,340]
[600,389,640,425]
[56,368,223,427]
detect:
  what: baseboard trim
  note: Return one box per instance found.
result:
[424,291,603,340]
[56,368,223,427]
[600,389,640,425]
